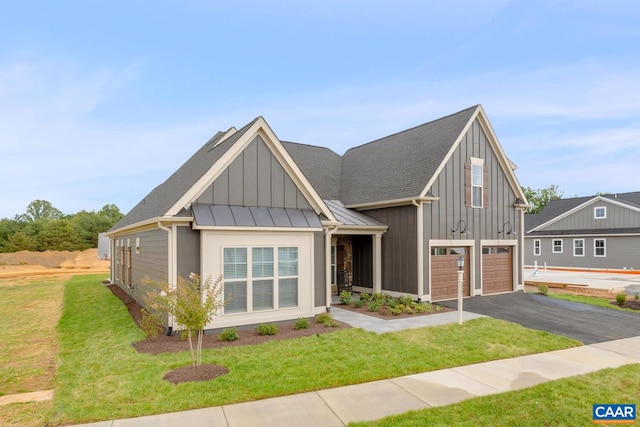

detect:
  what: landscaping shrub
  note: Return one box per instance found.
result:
[635,293,639,301]
[139,308,163,338]
[367,299,384,312]
[352,299,364,308]
[294,318,310,330]
[537,285,549,296]
[339,291,352,305]
[398,295,414,306]
[219,328,239,342]
[390,307,403,316]
[359,292,372,302]
[315,312,338,327]
[256,323,279,336]
[616,293,627,306]
[378,306,390,316]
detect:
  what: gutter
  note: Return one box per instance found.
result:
[325,224,339,312]
[157,221,174,335]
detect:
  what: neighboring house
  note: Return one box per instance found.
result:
[525,192,640,271]
[108,105,528,330]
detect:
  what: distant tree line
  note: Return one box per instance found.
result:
[0,200,123,253]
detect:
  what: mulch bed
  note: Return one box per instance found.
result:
[332,301,454,319]
[107,284,352,384]
[616,299,640,311]
[107,284,350,352]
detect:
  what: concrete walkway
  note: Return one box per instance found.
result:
[69,307,640,427]
[330,306,486,333]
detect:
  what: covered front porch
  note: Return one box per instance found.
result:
[322,200,387,302]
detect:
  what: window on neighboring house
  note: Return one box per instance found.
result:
[223,246,299,314]
[465,157,487,208]
[594,239,606,257]
[594,207,606,219]
[574,239,584,256]
[533,239,541,256]
[553,239,563,253]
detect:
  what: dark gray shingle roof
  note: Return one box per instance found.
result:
[339,105,478,206]
[110,119,260,231]
[281,141,342,199]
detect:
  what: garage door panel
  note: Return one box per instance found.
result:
[431,249,470,301]
[482,247,512,294]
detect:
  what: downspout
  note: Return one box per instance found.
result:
[412,199,424,301]
[325,225,339,311]
[157,221,174,336]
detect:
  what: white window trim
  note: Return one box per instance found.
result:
[594,238,606,257]
[222,246,299,314]
[573,239,585,257]
[594,206,606,219]
[470,157,484,209]
[552,239,563,254]
[202,231,315,329]
[533,239,541,256]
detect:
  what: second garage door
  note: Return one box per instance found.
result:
[431,247,470,301]
[482,246,513,294]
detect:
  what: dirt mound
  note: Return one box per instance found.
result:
[0,249,110,279]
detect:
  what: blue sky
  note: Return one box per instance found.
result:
[1,1,639,219]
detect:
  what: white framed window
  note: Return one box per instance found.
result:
[553,239,563,253]
[573,239,584,257]
[471,157,484,208]
[594,207,606,219]
[533,239,541,256]
[223,245,299,314]
[594,239,606,257]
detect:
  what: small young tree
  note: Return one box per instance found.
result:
[145,273,224,367]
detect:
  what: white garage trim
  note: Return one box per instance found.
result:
[427,239,476,300]
[478,240,520,295]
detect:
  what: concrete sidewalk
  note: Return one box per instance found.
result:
[73,336,640,427]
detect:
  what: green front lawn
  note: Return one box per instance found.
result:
[549,292,640,313]
[50,275,580,425]
[350,363,640,426]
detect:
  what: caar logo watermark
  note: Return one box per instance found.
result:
[593,404,636,423]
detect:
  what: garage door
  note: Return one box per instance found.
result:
[482,247,513,294]
[431,247,470,301]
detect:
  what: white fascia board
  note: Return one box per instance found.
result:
[332,225,388,235]
[256,120,337,222]
[420,105,529,207]
[420,106,479,198]
[165,117,336,223]
[107,216,193,237]
[192,225,323,232]
[345,196,438,211]
[525,232,640,238]
[212,127,237,147]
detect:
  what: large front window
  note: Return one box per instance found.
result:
[223,246,299,314]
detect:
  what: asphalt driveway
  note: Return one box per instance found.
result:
[441,292,640,344]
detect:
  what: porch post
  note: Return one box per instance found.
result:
[373,233,382,293]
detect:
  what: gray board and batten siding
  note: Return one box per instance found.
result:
[364,205,419,294]
[424,118,522,293]
[196,135,313,211]
[112,228,169,308]
[535,198,640,233]
[314,231,327,307]
[525,235,640,270]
